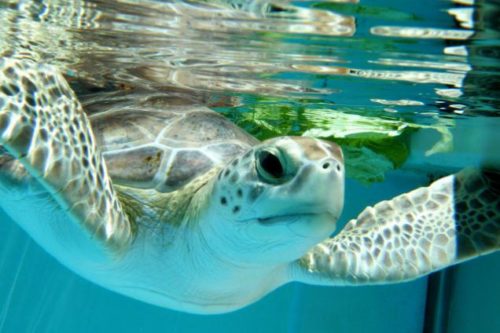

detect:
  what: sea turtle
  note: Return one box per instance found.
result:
[0,57,499,314]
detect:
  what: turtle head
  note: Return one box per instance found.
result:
[205,136,344,265]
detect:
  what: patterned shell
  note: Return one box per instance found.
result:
[85,92,258,192]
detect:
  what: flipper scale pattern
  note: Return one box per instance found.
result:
[0,57,134,252]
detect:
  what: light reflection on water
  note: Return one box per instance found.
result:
[0,0,484,101]
[1,0,498,179]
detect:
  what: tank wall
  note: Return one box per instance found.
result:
[445,253,500,333]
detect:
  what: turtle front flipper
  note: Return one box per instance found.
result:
[0,57,134,252]
[293,168,499,285]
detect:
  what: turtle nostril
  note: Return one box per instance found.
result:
[321,160,342,173]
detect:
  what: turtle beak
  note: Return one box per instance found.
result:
[282,137,344,219]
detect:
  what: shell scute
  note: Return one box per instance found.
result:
[103,146,166,188]
[160,150,214,192]
[91,110,176,150]
[87,93,258,192]
[164,111,256,144]
[206,143,251,162]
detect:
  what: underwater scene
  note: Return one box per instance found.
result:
[0,0,499,332]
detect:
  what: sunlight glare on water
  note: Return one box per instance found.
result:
[1,0,498,182]
[0,1,489,102]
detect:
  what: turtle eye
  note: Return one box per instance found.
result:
[256,149,285,183]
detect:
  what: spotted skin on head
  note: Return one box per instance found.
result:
[0,58,133,251]
[201,135,345,266]
[214,136,344,225]
[294,168,500,284]
[216,150,255,216]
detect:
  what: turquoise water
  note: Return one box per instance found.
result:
[1,0,499,332]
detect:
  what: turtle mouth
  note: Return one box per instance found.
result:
[256,212,338,225]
